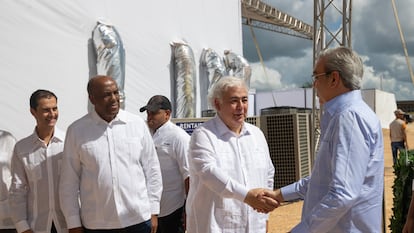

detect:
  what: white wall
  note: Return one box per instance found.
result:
[255,88,316,115]
[361,89,396,129]
[0,0,242,139]
[256,88,396,129]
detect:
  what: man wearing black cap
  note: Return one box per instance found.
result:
[140,95,190,233]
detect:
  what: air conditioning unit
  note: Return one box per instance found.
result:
[260,112,311,189]
[245,116,260,128]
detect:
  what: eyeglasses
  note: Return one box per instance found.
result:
[311,71,333,82]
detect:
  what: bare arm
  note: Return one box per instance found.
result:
[68,227,83,233]
[150,215,158,233]
[403,188,414,233]
[184,177,189,195]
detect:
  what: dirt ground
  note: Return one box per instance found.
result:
[266,122,412,233]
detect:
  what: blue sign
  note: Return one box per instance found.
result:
[175,121,204,135]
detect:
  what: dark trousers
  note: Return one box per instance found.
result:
[51,222,57,233]
[391,141,405,165]
[0,230,17,233]
[157,206,184,233]
[84,220,151,233]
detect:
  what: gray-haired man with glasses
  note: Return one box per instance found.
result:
[311,71,334,82]
[261,47,384,233]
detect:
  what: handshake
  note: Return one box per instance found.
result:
[244,188,284,213]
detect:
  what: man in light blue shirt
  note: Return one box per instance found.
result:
[263,47,384,232]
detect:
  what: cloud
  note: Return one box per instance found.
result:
[243,0,414,101]
[248,44,314,91]
[249,63,282,91]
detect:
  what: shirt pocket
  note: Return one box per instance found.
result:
[22,153,44,181]
[26,162,42,181]
[80,142,107,169]
[216,151,236,171]
[215,199,246,232]
[315,135,333,162]
[248,147,268,169]
[156,144,172,160]
[115,137,143,164]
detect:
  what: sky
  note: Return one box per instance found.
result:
[242,0,414,101]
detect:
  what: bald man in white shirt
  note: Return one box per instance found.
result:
[60,76,162,233]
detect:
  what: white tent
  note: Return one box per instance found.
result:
[255,88,397,129]
[0,0,243,139]
[361,89,397,129]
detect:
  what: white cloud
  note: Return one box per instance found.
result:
[243,0,414,100]
[249,63,283,91]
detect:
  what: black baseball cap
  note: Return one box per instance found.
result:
[139,95,172,112]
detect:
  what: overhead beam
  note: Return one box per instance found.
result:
[241,0,313,40]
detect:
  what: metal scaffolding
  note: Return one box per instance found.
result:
[241,0,313,40]
[311,0,352,164]
[241,0,353,164]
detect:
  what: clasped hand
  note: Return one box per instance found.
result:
[244,188,281,213]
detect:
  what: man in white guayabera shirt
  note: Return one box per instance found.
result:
[9,89,67,233]
[185,76,277,233]
[0,130,17,233]
[60,76,162,233]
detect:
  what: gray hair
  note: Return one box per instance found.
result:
[317,47,364,90]
[207,76,248,111]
